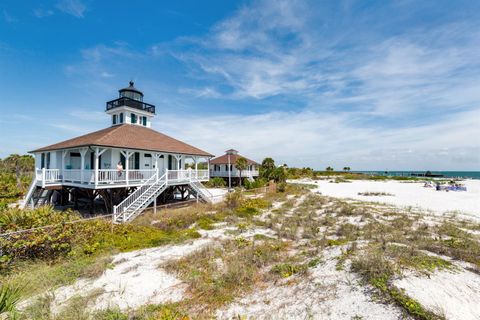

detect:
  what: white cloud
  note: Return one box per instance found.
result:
[153,108,480,170]
[174,1,480,119]
[56,0,86,18]
[33,8,54,18]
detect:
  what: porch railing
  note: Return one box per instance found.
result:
[166,169,209,183]
[35,169,209,186]
[210,169,259,177]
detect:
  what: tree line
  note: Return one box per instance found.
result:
[0,154,35,207]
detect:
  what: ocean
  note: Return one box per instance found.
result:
[353,171,480,180]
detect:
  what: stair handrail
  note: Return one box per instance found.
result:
[191,180,214,202]
[113,173,165,220]
[121,176,168,222]
[21,175,38,209]
[122,181,167,222]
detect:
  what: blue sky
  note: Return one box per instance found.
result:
[1,0,479,170]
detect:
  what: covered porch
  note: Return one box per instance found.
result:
[34,146,210,188]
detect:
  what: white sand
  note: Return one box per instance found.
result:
[217,247,404,320]
[48,228,228,312]
[206,187,229,203]
[44,226,274,313]
[395,268,480,320]
[292,179,480,219]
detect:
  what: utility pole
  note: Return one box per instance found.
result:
[228,153,231,190]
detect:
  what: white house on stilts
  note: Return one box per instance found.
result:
[23,82,214,222]
[210,149,259,186]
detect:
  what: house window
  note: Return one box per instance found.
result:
[70,152,80,170]
[134,152,140,169]
[120,153,126,168]
[46,152,51,169]
[112,114,117,125]
[131,113,137,124]
[142,116,147,126]
[41,153,45,168]
[119,113,124,123]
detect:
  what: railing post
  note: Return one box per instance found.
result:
[42,168,46,188]
[125,152,130,186]
[113,205,117,223]
[165,169,169,185]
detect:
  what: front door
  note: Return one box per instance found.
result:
[144,153,153,170]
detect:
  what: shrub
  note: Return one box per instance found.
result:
[197,217,215,230]
[276,182,287,192]
[203,177,226,188]
[244,178,267,190]
[0,205,201,271]
[235,198,271,218]
[224,191,244,210]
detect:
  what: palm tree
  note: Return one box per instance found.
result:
[260,157,276,180]
[235,157,248,187]
[343,166,351,172]
[326,166,334,172]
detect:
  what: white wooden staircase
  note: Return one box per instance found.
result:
[189,180,214,202]
[21,175,54,209]
[113,171,214,223]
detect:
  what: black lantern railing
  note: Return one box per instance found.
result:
[106,97,155,114]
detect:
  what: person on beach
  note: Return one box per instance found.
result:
[117,161,123,177]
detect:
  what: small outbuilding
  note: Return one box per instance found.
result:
[209,149,259,185]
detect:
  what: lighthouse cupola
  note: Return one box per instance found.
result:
[105,81,155,128]
[119,80,144,101]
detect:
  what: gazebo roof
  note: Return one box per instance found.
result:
[210,152,259,165]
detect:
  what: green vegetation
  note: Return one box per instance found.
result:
[0,283,21,318]
[0,206,201,271]
[203,177,226,188]
[259,157,286,183]
[243,177,267,190]
[235,198,271,218]
[283,165,427,182]
[358,191,395,196]
[0,204,207,303]
[0,154,34,207]
[164,238,288,315]
[351,250,445,320]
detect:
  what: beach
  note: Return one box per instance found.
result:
[292,179,480,220]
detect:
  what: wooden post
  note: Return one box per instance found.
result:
[112,204,116,231]
[153,197,157,215]
[154,153,159,179]
[42,168,46,188]
[94,147,99,188]
[207,158,210,179]
[125,152,130,186]
[194,157,198,179]
[61,150,67,182]
[80,148,88,184]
